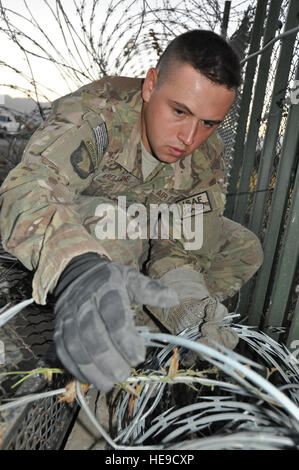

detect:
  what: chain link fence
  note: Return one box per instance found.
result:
[223,0,298,344]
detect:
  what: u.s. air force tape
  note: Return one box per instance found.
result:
[176,191,212,218]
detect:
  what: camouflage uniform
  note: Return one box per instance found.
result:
[0,77,263,313]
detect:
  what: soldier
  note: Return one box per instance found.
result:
[0,30,263,391]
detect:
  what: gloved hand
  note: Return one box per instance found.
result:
[147,266,239,353]
[54,253,179,391]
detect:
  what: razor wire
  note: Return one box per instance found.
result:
[0,0,254,100]
[74,325,299,450]
[1,293,299,450]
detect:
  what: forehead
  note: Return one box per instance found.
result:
[157,63,236,120]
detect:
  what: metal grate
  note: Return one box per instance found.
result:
[1,374,77,450]
[0,254,78,450]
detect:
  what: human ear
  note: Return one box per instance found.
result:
[142,68,158,103]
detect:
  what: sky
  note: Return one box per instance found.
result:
[0,0,253,103]
[0,0,112,101]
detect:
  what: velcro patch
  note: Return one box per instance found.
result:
[93,122,109,167]
[84,139,98,169]
[70,140,95,179]
[176,191,212,218]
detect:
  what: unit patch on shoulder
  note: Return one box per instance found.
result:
[176,191,212,218]
[70,140,96,179]
[93,122,109,167]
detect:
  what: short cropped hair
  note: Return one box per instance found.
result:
[156,30,241,90]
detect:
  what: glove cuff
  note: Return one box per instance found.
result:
[54,252,107,299]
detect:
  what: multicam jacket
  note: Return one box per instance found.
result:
[0,76,227,304]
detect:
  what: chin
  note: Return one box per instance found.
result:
[156,156,173,164]
[164,155,184,164]
[154,152,180,164]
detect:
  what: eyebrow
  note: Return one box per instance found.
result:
[172,100,223,125]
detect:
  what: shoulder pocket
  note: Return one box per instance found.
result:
[25,113,109,192]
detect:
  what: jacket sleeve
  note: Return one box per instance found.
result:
[0,88,111,305]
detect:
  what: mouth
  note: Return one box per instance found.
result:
[168,146,185,158]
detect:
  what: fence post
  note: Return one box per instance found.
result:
[248,0,299,237]
[231,0,283,225]
[263,156,299,341]
[221,1,231,39]
[288,296,299,349]
[247,59,299,328]
[225,0,268,220]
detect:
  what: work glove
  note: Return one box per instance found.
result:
[148,266,239,354]
[54,253,179,392]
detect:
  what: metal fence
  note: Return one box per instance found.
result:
[221,0,298,347]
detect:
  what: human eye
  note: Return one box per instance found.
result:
[202,120,215,128]
[174,108,185,117]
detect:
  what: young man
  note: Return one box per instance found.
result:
[0,30,263,391]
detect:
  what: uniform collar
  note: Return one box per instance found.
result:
[115,116,143,180]
[113,94,165,181]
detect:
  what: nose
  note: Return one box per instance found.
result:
[178,120,198,146]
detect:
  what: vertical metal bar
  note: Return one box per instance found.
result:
[249,0,299,237]
[287,295,299,348]
[263,161,299,341]
[221,1,231,39]
[232,0,283,225]
[247,61,299,326]
[237,270,257,322]
[225,0,268,219]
